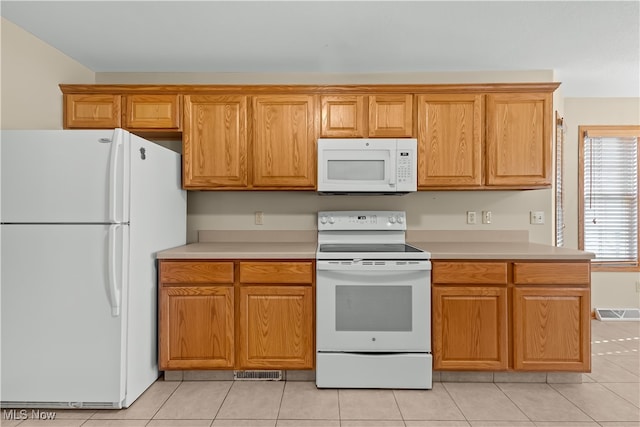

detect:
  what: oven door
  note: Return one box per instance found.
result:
[316,260,431,352]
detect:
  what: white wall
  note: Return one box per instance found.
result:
[0,18,95,129]
[563,98,640,309]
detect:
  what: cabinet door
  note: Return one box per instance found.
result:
[486,93,552,187]
[417,94,483,188]
[238,285,314,369]
[321,95,365,137]
[252,95,316,188]
[125,94,181,129]
[432,286,508,370]
[368,94,413,137]
[513,286,590,371]
[183,95,248,189]
[159,285,234,369]
[64,94,121,128]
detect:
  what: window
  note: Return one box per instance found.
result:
[579,126,640,271]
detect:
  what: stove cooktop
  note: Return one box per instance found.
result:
[318,243,424,253]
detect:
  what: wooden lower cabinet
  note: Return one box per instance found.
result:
[159,259,314,370]
[432,286,508,370]
[159,285,234,369]
[432,260,591,372]
[238,286,314,369]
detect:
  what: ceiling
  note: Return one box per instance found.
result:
[2,1,639,97]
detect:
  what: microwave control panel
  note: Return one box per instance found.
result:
[397,151,413,184]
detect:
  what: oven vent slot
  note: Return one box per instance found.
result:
[233,370,283,381]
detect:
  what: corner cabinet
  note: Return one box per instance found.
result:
[158,259,315,371]
[432,260,591,372]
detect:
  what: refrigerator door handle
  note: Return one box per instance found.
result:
[108,224,122,317]
[109,129,124,223]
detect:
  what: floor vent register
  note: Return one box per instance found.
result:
[233,370,283,381]
[595,308,640,321]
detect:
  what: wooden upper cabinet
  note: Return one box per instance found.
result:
[64,94,121,128]
[252,95,317,188]
[321,95,365,137]
[183,95,248,189]
[368,94,413,137]
[124,94,181,129]
[486,92,552,187]
[417,94,483,188]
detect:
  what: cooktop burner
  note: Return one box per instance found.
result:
[318,243,424,253]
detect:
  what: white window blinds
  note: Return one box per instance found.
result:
[555,114,565,247]
[583,133,639,264]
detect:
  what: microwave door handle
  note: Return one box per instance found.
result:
[388,149,397,187]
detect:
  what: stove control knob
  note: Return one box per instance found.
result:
[389,216,396,224]
[397,216,404,224]
[328,216,335,224]
[320,216,328,224]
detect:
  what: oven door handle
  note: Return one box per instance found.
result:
[317,260,431,271]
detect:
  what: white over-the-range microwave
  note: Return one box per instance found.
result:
[317,138,417,195]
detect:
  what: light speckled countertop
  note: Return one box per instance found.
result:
[156,229,595,261]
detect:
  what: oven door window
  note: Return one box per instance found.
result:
[335,285,412,332]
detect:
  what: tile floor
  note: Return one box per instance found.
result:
[2,320,639,427]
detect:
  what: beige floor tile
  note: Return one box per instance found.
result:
[394,383,465,421]
[216,381,284,420]
[340,421,406,427]
[277,381,339,420]
[533,422,600,427]
[276,420,340,426]
[602,354,640,376]
[90,381,179,420]
[496,383,591,422]
[469,422,535,427]
[147,420,213,426]
[551,383,640,422]
[405,422,471,427]
[10,420,84,427]
[338,389,402,420]
[48,409,95,420]
[0,420,23,427]
[545,373,583,384]
[212,420,275,427]
[601,382,640,407]
[153,381,231,419]
[80,421,149,427]
[599,422,640,426]
[442,382,528,421]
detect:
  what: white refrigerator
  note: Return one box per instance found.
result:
[0,129,186,409]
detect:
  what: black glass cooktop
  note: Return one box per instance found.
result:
[318,244,424,253]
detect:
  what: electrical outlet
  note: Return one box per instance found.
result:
[482,211,492,224]
[467,211,477,224]
[255,211,264,225]
[530,211,545,225]
[636,281,640,293]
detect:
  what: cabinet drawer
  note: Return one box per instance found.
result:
[240,262,313,284]
[513,262,590,285]
[160,261,234,284]
[432,262,508,285]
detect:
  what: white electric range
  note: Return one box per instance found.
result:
[315,211,432,389]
